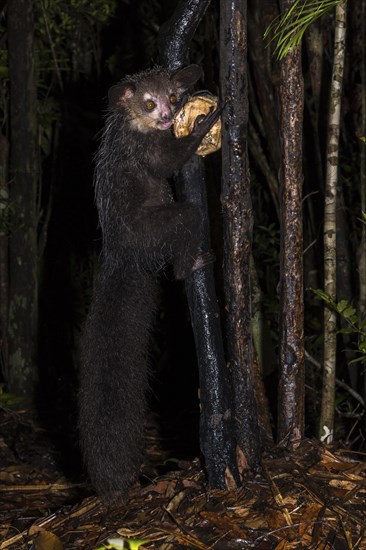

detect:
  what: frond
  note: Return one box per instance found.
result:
[264,0,344,60]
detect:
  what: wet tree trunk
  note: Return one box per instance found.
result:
[357,1,366,407]
[277,0,305,448]
[320,0,347,443]
[158,0,240,489]
[7,0,39,402]
[220,0,261,470]
[0,133,9,379]
[356,0,366,319]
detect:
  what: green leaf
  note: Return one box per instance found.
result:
[0,386,24,408]
[98,538,150,550]
[358,341,366,352]
[336,299,350,313]
[341,306,356,319]
[265,0,342,59]
[310,288,335,306]
[348,356,366,365]
[337,328,353,335]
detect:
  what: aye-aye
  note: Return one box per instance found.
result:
[79,64,220,503]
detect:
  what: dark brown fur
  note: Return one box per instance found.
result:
[78,65,220,502]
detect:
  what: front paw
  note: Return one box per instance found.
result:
[174,250,215,280]
[193,102,225,136]
[191,250,216,272]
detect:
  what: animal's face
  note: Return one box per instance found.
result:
[108,65,203,133]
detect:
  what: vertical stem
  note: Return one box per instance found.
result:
[358,0,366,319]
[277,0,305,447]
[320,0,347,443]
[358,0,366,407]
[7,0,39,402]
[220,0,261,469]
[0,134,9,379]
[159,0,240,488]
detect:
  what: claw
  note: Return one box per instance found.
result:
[193,105,221,134]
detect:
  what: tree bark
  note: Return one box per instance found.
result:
[356,0,366,408]
[159,0,240,489]
[320,0,347,443]
[250,261,274,443]
[0,133,9,379]
[353,0,366,321]
[7,0,39,402]
[220,0,261,470]
[277,0,305,448]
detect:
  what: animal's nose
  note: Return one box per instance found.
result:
[161,111,172,122]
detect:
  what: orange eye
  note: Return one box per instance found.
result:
[169,94,177,105]
[145,100,156,111]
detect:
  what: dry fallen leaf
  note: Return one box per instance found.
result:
[32,530,63,550]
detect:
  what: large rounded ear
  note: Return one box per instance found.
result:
[108,82,136,107]
[171,65,203,90]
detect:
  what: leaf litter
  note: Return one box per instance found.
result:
[1,408,366,549]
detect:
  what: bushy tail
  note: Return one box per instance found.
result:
[78,267,157,502]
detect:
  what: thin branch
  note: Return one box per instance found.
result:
[320,0,347,443]
[40,0,64,92]
[305,350,365,408]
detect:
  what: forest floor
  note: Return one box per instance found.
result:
[1,407,366,549]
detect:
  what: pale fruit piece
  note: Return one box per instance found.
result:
[173,94,222,157]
